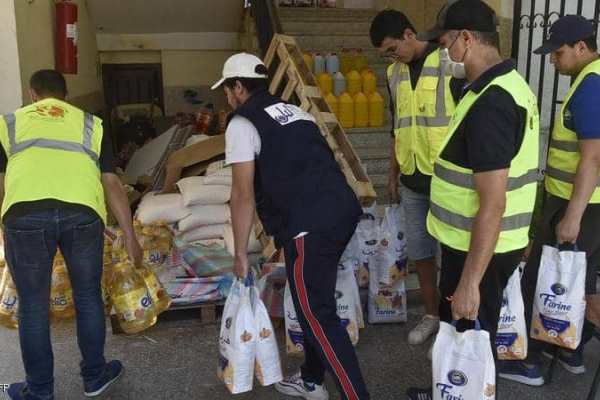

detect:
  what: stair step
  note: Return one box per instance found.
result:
[281,21,372,35]
[278,7,378,20]
[353,145,389,160]
[293,35,373,52]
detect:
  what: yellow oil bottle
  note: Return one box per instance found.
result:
[324,92,339,117]
[346,70,362,96]
[303,52,313,73]
[369,91,385,127]
[50,254,75,320]
[338,92,355,129]
[317,72,333,96]
[354,92,369,128]
[355,48,369,72]
[137,264,172,315]
[361,69,377,95]
[0,268,18,329]
[110,256,157,334]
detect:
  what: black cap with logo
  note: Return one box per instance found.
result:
[533,15,596,55]
[418,0,498,41]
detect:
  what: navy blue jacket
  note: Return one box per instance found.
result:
[230,89,361,247]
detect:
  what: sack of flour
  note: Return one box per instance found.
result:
[432,321,496,400]
[531,245,587,350]
[284,283,304,355]
[251,286,283,386]
[336,261,360,345]
[496,263,527,360]
[218,279,257,394]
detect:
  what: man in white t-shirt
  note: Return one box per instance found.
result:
[213,53,369,400]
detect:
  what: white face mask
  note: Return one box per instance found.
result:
[440,48,466,79]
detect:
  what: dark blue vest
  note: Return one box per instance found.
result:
[230,90,361,247]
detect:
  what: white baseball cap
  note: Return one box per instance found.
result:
[211,52,268,90]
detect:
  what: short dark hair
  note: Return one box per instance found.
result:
[567,35,598,52]
[223,64,269,93]
[369,10,416,48]
[29,69,67,99]
[471,30,500,50]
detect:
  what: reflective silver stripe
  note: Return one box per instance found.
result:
[11,138,99,163]
[397,117,412,128]
[434,164,539,191]
[421,67,440,77]
[82,112,94,150]
[415,115,450,127]
[550,139,578,153]
[430,202,533,231]
[4,113,16,150]
[388,62,402,106]
[435,62,447,119]
[546,165,600,187]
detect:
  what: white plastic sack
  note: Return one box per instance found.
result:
[284,283,304,355]
[336,261,360,345]
[206,160,232,177]
[367,206,408,324]
[136,192,191,224]
[251,287,283,386]
[531,245,587,350]
[176,176,231,206]
[356,217,379,289]
[178,205,231,232]
[223,224,263,256]
[496,263,527,360]
[204,174,232,186]
[432,322,496,400]
[218,280,257,394]
[180,224,226,242]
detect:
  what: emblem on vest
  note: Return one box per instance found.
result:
[264,103,316,126]
[27,105,68,119]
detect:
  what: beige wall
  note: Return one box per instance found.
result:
[0,0,22,113]
[14,0,103,111]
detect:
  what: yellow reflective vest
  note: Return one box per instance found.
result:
[427,70,540,253]
[387,48,455,176]
[0,98,107,223]
[546,58,600,203]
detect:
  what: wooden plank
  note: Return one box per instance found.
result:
[282,76,298,101]
[269,58,289,95]
[264,37,279,67]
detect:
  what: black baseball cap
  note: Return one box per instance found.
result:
[534,15,596,54]
[418,0,498,41]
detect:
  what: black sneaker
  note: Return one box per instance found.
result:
[7,383,53,400]
[543,348,586,374]
[83,360,124,397]
[406,387,432,400]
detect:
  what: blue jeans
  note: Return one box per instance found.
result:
[4,208,107,399]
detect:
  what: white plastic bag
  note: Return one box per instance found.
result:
[496,263,527,360]
[432,321,496,400]
[336,261,360,345]
[218,279,257,394]
[367,206,408,324]
[356,216,379,289]
[251,286,283,386]
[284,282,305,355]
[531,245,587,350]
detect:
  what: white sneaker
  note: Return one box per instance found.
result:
[275,372,329,400]
[408,315,440,345]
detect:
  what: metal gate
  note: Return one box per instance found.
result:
[512,0,600,133]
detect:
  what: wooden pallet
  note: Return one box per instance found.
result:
[264,34,377,206]
[109,301,225,334]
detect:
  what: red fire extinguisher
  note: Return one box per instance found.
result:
[55,0,78,74]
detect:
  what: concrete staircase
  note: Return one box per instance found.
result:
[278,7,392,204]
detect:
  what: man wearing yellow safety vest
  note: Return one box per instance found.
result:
[406,0,540,398]
[0,70,142,400]
[499,15,600,387]
[369,8,464,347]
